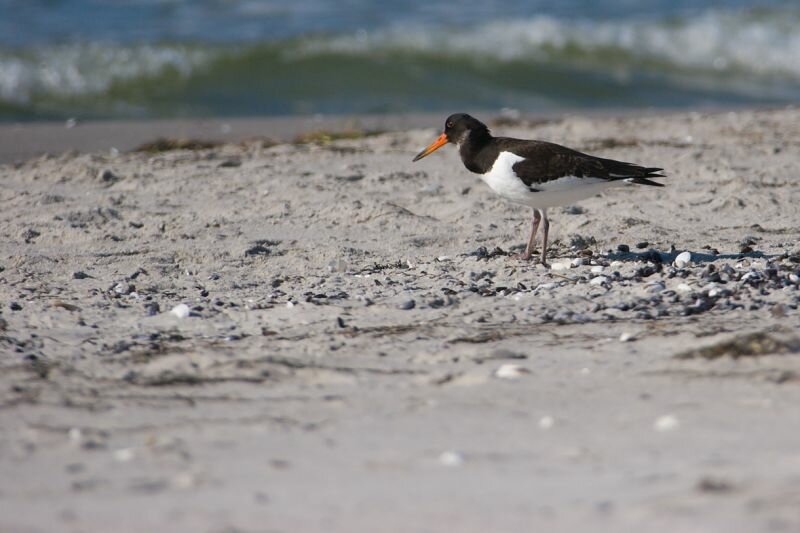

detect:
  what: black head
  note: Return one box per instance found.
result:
[412,113,490,162]
[443,113,489,145]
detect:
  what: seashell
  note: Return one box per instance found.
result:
[589,276,608,286]
[169,303,190,318]
[674,251,692,268]
[494,364,530,379]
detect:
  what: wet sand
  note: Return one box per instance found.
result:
[1,108,800,532]
[0,113,444,165]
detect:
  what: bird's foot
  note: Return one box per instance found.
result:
[512,252,532,261]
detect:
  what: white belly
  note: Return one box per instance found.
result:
[480,151,619,209]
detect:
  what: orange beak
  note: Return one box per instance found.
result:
[412,132,449,162]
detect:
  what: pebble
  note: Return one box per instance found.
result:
[327,259,348,273]
[619,332,636,342]
[494,364,530,379]
[428,298,448,308]
[696,476,735,494]
[677,283,693,293]
[589,276,608,286]
[21,228,40,242]
[98,168,119,183]
[113,283,134,295]
[570,257,586,267]
[487,348,527,360]
[399,299,416,310]
[590,265,604,274]
[538,416,555,430]
[550,262,569,271]
[617,244,630,253]
[569,234,594,249]
[113,448,135,462]
[674,251,692,268]
[169,303,191,318]
[635,241,649,249]
[653,414,680,432]
[641,249,664,264]
[439,451,465,467]
[636,264,660,278]
[244,244,271,257]
[646,281,666,293]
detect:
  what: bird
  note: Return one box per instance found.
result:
[412,113,665,266]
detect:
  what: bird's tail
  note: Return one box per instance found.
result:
[630,168,665,187]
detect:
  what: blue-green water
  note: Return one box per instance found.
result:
[1,0,798,120]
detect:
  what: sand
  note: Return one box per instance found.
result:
[1,108,800,532]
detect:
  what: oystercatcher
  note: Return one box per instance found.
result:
[412,113,665,265]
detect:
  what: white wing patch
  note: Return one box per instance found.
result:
[480,151,621,209]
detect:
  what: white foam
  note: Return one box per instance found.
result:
[0,43,214,104]
[295,9,800,84]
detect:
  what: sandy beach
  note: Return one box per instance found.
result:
[1,107,800,532]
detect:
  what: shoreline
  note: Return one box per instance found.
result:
[0,113,440,165]
[0,104,782,164]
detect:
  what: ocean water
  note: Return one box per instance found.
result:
[0,0,798,121]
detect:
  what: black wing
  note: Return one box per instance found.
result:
[497,138,665,188]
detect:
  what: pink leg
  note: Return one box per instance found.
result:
[540,210,550,266]
[513,209,541,260]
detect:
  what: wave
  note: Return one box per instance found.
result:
[0,43,214,106]
[2,7,799,120]
[298,8,800,82]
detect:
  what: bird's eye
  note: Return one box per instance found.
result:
[446,121,454,128]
